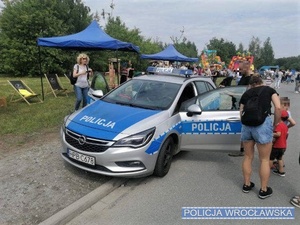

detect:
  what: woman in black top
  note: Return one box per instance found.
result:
[239,76,281,199]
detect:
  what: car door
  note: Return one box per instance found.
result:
[179,86,247,151]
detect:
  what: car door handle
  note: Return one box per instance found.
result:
[226,117,240,122]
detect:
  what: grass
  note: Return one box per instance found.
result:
[0,75,75,135]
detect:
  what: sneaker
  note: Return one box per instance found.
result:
[258,187,273,199]
[272,169,286,177]
[228,152,244,157]
[290,196,300,208]
[295,91,299,94]
[242,182,255,193]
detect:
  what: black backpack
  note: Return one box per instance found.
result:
[70,64,89,85]
[241,87,268,126]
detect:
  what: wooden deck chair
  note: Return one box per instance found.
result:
[64,73,71,83]
[44,74,68,97]
[64,73,74,87]
[8,80,43,105]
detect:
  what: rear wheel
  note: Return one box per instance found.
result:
[153,137,175,177]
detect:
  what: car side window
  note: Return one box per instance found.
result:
[174,83,196,114]
[195,81,209,94]
[199,87,246,111]
[206,82,215,91]
[194,81,215,94]
[199,92,221,111]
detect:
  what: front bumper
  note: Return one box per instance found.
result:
[60,129,159,178]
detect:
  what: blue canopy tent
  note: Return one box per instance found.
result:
[140,44,198,62]
[37,20,140,52]
[37,20,140,99]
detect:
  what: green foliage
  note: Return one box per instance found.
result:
[274,56,300,71]
[174,41,198,59]
[259,37,275,67]
[104,16,144,70]
[0,0,92,76]
[237,43,244,54]
[247,36,277,69]
[205,37,236,65]
[169,34,198,59]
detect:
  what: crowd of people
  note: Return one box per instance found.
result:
[264,68,300,93]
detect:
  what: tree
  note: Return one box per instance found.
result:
[274,56,300,71]
[248,36,262,69]
[260,37,275,66]
[0,0,92,76]
[173,39,198,59]
[248,36,276,69]
[104,16,162,71]
[237,43,244,54]
[205,37,236,65]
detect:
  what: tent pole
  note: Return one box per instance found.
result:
[38,46,45,101]
[115,51,120,85]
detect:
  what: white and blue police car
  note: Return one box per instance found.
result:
[61,67,247,177]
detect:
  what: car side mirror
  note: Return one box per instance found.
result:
[92,90,104,98]
[186,104,202,117]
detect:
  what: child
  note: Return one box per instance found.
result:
[272,97,296,169]
[270,110,289,176]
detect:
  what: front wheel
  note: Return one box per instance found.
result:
[153,137,175,177]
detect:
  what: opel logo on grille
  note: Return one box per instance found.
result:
[78,135,86,145]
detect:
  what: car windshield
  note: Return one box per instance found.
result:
[102,79,181,110]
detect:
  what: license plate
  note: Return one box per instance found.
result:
[68,149,95,166]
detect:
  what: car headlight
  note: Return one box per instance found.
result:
[113,127,155,148]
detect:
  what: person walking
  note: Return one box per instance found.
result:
[274,69,283,89]
[239,76,281,199]
[295,72,300,93]
[72,53,93,111]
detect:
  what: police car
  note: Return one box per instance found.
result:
[61,67,247,177]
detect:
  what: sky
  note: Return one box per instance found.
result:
[0,0,299,58]
[82,0,300,58]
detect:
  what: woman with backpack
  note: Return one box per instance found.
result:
[239,76,281,199]
[72,53,93,111]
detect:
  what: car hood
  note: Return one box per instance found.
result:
[66,100,162,140]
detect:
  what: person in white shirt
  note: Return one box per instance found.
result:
[274,69,283,89]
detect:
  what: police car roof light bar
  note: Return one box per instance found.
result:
[146,66,192,77]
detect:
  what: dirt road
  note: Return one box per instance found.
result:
[0,128,110,225]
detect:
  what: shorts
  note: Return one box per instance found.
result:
[241,116,273,144]
[270,148,286,160]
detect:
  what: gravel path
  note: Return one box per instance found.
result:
[0,129,111,225]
